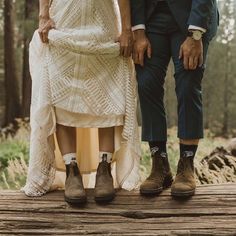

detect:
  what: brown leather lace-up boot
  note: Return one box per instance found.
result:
[171,153,196,197]
[64,162,87,204]
[140,152,173,195]
[94,159,115,203]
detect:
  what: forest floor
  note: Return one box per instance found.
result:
[0,124,230,190]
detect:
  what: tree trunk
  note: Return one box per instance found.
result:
[222,45,230,136]
[4,0,21,125]
[22,38,32,117]
[21,0,38,117]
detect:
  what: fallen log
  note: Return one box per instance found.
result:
[195,144,236,185]
[0,184,236,235]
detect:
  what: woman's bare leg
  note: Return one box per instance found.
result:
[56,124,87,204]
[98,127,115,153]
[56,124,76,155]
[95,127,115,202]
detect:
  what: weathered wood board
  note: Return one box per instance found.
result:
[0,184,236,235]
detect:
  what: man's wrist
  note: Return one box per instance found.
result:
[187,30,203,41]
[188,25,206,33]
[132,24,146,32]
[187,36,202,42]
[134,29,146,37]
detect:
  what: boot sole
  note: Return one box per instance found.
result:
[65,196,87,204]
[171,189,195,198]
[95,194,115,203]
[140,176,173,196]
[140,187,163,196]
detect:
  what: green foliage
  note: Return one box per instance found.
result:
[0,139,29,190]
[0,119,30,189]
[0,139,29,168]
[0,124,230,190]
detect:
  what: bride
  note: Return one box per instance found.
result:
[22,0,140,203]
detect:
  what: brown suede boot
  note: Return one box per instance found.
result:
[64,162,87,204]
[94,160,115,202]
[140,152,173,195]
[171,154,196,197]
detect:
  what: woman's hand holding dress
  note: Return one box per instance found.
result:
[38,0,55,43]
[38,16,55,44]
[118,30,133,58]
[117,0,133,58]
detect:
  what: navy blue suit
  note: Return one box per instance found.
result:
[131,0,219,141]
[131,0,218,40]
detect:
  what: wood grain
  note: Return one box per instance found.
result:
[0,184,236,235]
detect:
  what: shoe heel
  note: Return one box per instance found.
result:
[163,175,173,189]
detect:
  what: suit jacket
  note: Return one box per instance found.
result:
[131,0,219,41]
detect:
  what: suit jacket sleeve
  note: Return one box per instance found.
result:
[188,0,214,30]
[130,0,146,27]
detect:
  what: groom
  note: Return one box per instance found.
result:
[131,0,218,197]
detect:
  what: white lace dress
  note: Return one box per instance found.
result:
[22,0,141,196]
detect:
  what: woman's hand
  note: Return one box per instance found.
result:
[38,16,55,43]
[118,29,133,58]
[117,0,133,58]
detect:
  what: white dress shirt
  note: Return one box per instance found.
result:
[132,24,206,33]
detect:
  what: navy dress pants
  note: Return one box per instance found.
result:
[135,3,209,142]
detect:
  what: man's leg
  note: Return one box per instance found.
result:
[136,32,170,143]
[136,31,173,195]
[170,31,210,197]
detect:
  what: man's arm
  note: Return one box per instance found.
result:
[131,0,150,66]
[130,0,146,28]
[188,0,214,30]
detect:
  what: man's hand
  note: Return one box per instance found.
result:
[38,16,56,44]
[133,30,152,66]
[179,37,203,70]
[118,29,133,58]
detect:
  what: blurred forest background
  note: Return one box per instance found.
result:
[0,0,236,189]
[0,0,236,134]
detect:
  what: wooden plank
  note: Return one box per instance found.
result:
[0,184,236,235]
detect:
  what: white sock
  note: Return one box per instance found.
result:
[99,152,113,163]
[63,153,77,165]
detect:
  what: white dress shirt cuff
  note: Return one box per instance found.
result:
[188,25,206,33]
[132,24,146,31]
